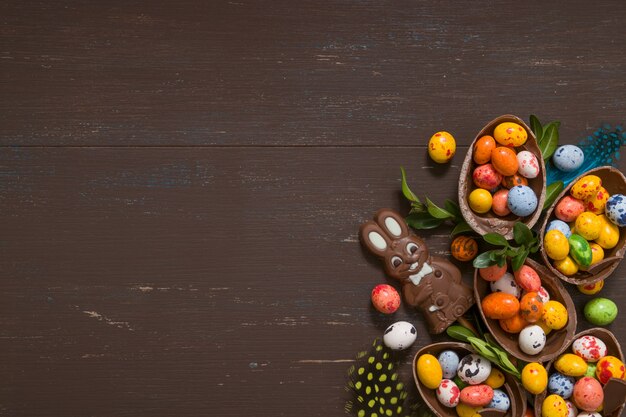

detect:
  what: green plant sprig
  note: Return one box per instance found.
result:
[529,114,560,161]
[472,223,539,271]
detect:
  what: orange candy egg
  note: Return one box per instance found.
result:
[482,292,520,320]
[473,135,497,165]
[491,147,519,176]
[500,311,529,334]
[479,264,507,281]
[451,236,478,262]
[492,189,511,216]
[501,173,529,189]
[519,292,544,323]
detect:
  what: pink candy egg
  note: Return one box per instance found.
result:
[555,196,585,222]
[473,164,503,190]
[513,265,541,292]
[572,377,604,411]
[517,150,540,179]
[492,189,511,216]
[371,284,400,314]
[460,384,494,407]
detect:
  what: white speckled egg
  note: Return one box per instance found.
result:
[576,413,601,417]
[519,324,546,355]
[572,335,607,362]
[438,350,460,379]
[605,194,626,227]
[457,354,492,385]
[548,372,575,399]
[507,185,538,217]
[487,389,510,411]
[537,286,550,304]
[546,219,572,238]
[553,145,585,172]
[564,400,578,417]
[382,321,416,351]
[436,379,461,407]
[517,150,540,178]
[490,272,521,298]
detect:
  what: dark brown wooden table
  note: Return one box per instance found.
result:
[2,1,626,416]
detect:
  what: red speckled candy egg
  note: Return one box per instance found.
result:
[572,377,604,411]
[473,164,503,190]
[514,265,541,292]
[572,335,607,363]
[460,384,494,407]
[492,189,511,216]
[596,356,626,384]
[371,284,400,314]
[555,196,585,223]
[479,264,508,282]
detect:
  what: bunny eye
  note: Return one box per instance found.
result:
[406,243,418,254]
[391,256,403,268]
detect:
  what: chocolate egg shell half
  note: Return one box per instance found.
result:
[534,328,626,417]
[474,258,576,363]
[413,342,526,417]
[459,115,546,240]
[540,166,626,285]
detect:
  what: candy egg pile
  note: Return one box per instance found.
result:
[415,349,513,413]
[544,174,623,276]
[468,122,541,218]
[479,263,568,356]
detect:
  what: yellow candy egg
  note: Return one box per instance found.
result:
[595,214,620,249]
[544,229,570,260]
[585,186,610,214]
[428,131,456,163]
[416,354,442,389]
[575,212,602,241]
[493,122,528,147]
[571,175,602,200]
[542,394,569,417]
[542,300,568,330]
[468,188,493,214]
[456,403,481,417]
[485,368,505,389]
[521,362,548,394]
[577,279,605,295]
[579,243,605,272]
[596,355,626,384]
[553,255,579,276]
[555,353,588,377]
[536,318,553,335]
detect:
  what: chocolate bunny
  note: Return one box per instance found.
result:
[359,208,474,334]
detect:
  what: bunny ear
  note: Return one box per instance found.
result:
[359,221,390,256]
[374,209,409,239]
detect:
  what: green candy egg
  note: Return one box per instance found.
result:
[584,297,618,325]
[585,362,598,379]
[453,375,468,390]
[568,234,592,267]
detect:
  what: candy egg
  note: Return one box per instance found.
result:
[460,384,493,407]
[457,354,491,385]
[605,193,626,227]
[536,318,553,336]
[468,188,493,214]
[555,353,588,377]
[484,368,505,389]
[499,311,529,334]
[517,150,540,179]
[547,219,572,238]
[519,324,546,355]
[542,394,569,417]
[507,185,538,217]
[491,146,519,176]
[520,292,544,323]
[542,300,568,330]
[544,229,570,261]
[579,243,605,271]
[492,189,511,216]
[451,236,478,261]
[555,196,585,222]
[514,264,541,292]
[479,264,507,282]
[493,122,528,147]
[576,413,601,417]
[453,375,469,390]
[553,145,585,172]
[564,401,578,417]
[502,173,528,189]
[536,286,550,303]
[584,298,618,326]
[595,214,619,249]
[490,272,521,297]
[473,135,496,165]
[438,350,461,379]
[572,377,604,411]
[577,279,604,295]
[428,131,456,163]
[436,379,461,407]
[585,186,609,214]
[553,255,579,276]
[571,175,602,200]
[521,362,548,394]
[371,284,401,314]
[584,362,598,379]
[575,212,602,240]
[481,292,520,320]
[473,163,503,190]
[572,335,607,362]
[596,355,626,384]
[568,234,592,267]
[487,389,510,411]
[548,372,575,399]
[383,321,417,350]
[416,354,443,389]
[455,403,481,417]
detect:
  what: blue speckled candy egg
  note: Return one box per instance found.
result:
[553,145,585,172]
[487,389,510,411]
[507,185,538,217]
[437,350,460,379]
[605,194,626,227]
[546,219,572,238]
[548,372,575,399]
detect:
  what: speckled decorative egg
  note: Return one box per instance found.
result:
[473,135,496,165]
[520,292,544,323]
[585,186,609,214]
[468,188,493,214]
[453,375,468,390]
[383,321,417,350]
[484,368,505,389]
[494,122,528,147]
[605,193,626,227]
[457,354,491,385]
[482,292,520,320]
[555,196,585,222]
[501,173,528,189]
[479,263,507,282]
[582,243,605,270]
[577,279,604,295]
[544,229,570,261]
[473,163,503,190]
[542,394,569,417]
[536,318,553,336]
[552,145,585,172]
[451,235,478,261]
[575,212,602,240]
[492,189,511,216]
[571,175,602,200]
[499,311,529,334]
[514,264,541,292]
[572,335,607,363]
[428,131,456,163]
[517,150,540,179]
[371,284,401,314]
[416,353,443,389]
[436,379,461,407]
[542,300,568,330]
[547,219,573,238]
[555,353,588,377]
[596,214,620,249]
[460,384,493,407]
[576,412,601,417]
[584,362,598,379]
[554,255,579,276]
[455,403,481,417]
[536,286,550,304]
[572,377,604,411]
[507,185,538,217]
[548,372,575,399]
[491,146,519,176]
[490,272,521,297]
[519,324,546,355]
[487,389,510,411]
[568,234,592,267]
[438,350,460,379]
[596,355,626,384]
[584,298,618,326]
[522,362,548,394]
[564,401,578,417]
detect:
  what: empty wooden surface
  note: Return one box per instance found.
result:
[1,1,626,416]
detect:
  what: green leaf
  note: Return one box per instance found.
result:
[451,221,473,236]
[529,114,543,140]
[405,212,444,230]
[513,222,533,246]
[496,256,507,267]
[444,199,462,220]
[446,325,477,343]
[511,248,529,271]
[505,247,521,257]
[539,123,559,160]
[426,198,454,219]
[472,251,495,268]
[400,167,419,203]
[483,233,509,247]
[543,181,564,210]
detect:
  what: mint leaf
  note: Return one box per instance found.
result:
[400,167,419,203]
[483,233,509,247]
